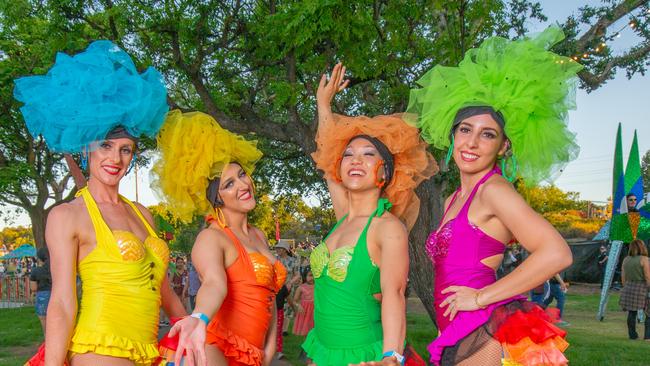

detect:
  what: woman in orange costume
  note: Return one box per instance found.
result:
[14,41,201,366]
[153,110,286,366]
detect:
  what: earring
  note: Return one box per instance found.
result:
[214,207,228,228]
[333,157,343,183]
[80,154,88,171]
[374,160,386,188]
[126,152,137,175]
[445,136,455,165]
[500,153,518,182]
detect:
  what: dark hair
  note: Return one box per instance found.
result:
[105,125,138,143]
[302,268,313,283]
[451,106,506,141]
[628,239,648,257]
[626,194,637,200]
[347,135,394,188]
[206,177,224,207]
[37,247,49,262]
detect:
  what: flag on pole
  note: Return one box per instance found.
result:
[624,130,643,208]
[610,123,632,241]
[613,123,626,215]
[275,217,281,241]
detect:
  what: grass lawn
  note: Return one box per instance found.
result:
[1,291,648,365]
[0,306,43,366]
[282,292,649,365]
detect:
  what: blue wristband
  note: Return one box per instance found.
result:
[190,312,209,325]
[382,350,405,365]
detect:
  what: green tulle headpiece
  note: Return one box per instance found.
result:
[407,25,582,184]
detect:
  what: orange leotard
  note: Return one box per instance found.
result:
[206,227,286,366]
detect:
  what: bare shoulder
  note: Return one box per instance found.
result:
[195,226,228,248]
[49,197,85,225]
[249,226,268,243]
[373,211,408,239]
[476,174,519,205]
[132,201,156,225]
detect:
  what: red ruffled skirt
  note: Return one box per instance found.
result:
[491,301,569,366]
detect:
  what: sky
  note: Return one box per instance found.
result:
[539,1,650,203]
[1,1,649,229]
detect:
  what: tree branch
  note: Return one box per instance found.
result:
[574,0,646,52]
[101,0,121,41]
[578,41,650,89]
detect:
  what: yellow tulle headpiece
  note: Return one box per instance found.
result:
[151,110,262,223]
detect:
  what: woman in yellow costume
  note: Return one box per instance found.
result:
[152,110,286,366]
[14,41,201,366]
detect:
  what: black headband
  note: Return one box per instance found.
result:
[450,106,506,140]
[206,162,245,207]
[348,135,395,187]
[206,178,223,207]
[105,126,138,142]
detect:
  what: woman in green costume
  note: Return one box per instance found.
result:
[303,64,438,366]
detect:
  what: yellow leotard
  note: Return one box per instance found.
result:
[68,187,169,365]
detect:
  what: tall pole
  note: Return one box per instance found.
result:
[135,163,139,202]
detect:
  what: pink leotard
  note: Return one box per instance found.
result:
[426,168,524,364]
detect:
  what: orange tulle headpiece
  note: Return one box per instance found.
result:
[311,113,438,229]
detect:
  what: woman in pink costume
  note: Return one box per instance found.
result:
[292,270,315,336]
[407,26,579,365]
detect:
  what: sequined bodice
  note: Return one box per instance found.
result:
[113,230,169,263]
[425,220,453,262]
[249,252,286,291]
[311,243,354,282]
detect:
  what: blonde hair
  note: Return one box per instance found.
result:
[628,239,648,257]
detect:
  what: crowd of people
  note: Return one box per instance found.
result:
[8,25,596,366]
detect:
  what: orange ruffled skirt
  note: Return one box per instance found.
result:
[491,301,569,366]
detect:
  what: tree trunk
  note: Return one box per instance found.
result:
[27,208,47,249]
[408,174,447,325]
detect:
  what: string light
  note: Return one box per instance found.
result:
[571,14,639,61]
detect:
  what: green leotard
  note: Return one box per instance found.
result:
[302,198,391,365]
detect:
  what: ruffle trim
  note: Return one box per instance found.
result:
[493,303,569,366]
[493,305,567,345]
[502,336,569,366]
[68,328,159,365]
[302,330,383,366]
[207,322,263,366]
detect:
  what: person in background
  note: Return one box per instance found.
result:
[171,257,188,300]
[274,283,291,360]
[185,258,201,312]
[619,239,650,340]
[627,194,639,212]
[7,259,17,276]
[275,240,301,336]
[544,273,569,326]
[30,247,52,336]
[597,245,609,289]
[292,270,315,336]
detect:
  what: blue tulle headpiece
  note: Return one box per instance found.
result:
[14,40,168,153]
